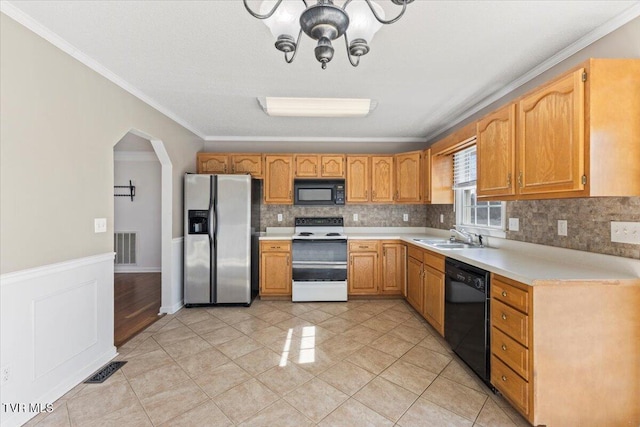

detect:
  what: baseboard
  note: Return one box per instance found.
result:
[160,299,184,315]
[114,266,161,273]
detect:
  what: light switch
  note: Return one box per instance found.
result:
[440,214,444,223]
[508,218,520,232]
[403,214,409,222]
[353,213,358,222]
[94,218,107,233]
[277,214,283,222]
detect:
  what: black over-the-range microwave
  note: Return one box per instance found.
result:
[293,179,345,206]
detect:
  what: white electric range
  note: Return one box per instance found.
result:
[291,217,348,302]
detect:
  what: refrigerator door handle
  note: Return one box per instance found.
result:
[208,199,215,244]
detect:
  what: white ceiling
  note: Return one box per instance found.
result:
[3,1,640,147]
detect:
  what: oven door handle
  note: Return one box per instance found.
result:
[291,262,347,268]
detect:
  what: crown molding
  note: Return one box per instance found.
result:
[423,2,640,142]
[203,135,427,143]
[0,2,206,140]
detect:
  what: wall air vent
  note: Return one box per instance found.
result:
[114,232,137,265]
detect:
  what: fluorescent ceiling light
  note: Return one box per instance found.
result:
[257,97,377,117]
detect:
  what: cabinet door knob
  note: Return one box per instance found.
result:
[507,172,512,187]
[501,344,507,351]
[501,375,507,382]
[501,291,507,297]
[501,313,507,320]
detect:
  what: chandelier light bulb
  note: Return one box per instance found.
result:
[260,0,305,40]
[345,0,384,45]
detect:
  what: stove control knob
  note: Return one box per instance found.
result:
[473,278,484,289]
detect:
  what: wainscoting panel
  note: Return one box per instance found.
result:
[0,253,117,427]
[33,280,98,378]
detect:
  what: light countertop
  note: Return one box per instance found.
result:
[259,227,640,286]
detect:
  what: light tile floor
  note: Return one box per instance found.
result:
[25,299,532,426]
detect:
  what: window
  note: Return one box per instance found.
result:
[453,145,505,233]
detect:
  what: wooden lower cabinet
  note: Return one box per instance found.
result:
[380,243,405,295]
[406,244,444,336]
[259,241,291,296]
[406,253,423,312]
[489,273,640,426]
[348,241,379,295]
[423,265,444,336]
[348,240,405,296]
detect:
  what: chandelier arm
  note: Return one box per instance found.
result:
[343,34,361,67]
[243,0,284,19]
[363,0,408,25]
[284,29,303,64]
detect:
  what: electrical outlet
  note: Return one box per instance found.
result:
[439,214,444,223]
[1,366,9,386]
[94,218,107,233]
[508,218,520,232]
[277,214,283,222]
[353,213,358,222]
[611,221,640,244]
[403,214,409,222]
[558,220,568,236]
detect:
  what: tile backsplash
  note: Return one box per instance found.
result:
[260,204,428,229]
[505,197,640,259]
[426,197,640,259]
[262,197,639,259]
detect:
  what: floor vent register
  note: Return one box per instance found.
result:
[84,361,127,384]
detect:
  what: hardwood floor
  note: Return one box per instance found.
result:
[114,272,162,347]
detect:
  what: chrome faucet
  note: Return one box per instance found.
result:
[450,228,474,244]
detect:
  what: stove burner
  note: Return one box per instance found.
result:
[299,232,314,236]
[326,232,341,236]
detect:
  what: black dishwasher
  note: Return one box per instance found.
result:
[444,258,491,387]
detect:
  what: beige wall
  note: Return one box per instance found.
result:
[0,13,202,274]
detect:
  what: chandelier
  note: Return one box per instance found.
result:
[243,0,414,69]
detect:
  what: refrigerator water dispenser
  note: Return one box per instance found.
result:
[188,210,209,234]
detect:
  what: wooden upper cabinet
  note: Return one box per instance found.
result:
[371,156,394,203]
[395,151,422,203]
[197,153,229,174]
[518,68,585,196]
[422,149,431,204]
[477,104,517,199]
[264,155,293,204]
[321,155,345,177]
[294,155,318,178]
[346,156,370,202]
[294,154,345,178]
[198,153,262,177]
[231,154,263,177]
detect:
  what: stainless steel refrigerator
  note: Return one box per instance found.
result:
[183,174,261,306]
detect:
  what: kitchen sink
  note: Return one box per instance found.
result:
[413,238,483,250]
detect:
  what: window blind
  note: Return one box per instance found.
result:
[453,144,477,189]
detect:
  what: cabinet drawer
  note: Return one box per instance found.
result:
[492,299,529,347]
[423,251,444,272]
[492,277,529,314]
[491,327,529,380]
[491,355,529,416]
[349,241,379,252]
[260,241,291,252]
[408,245,423,261]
